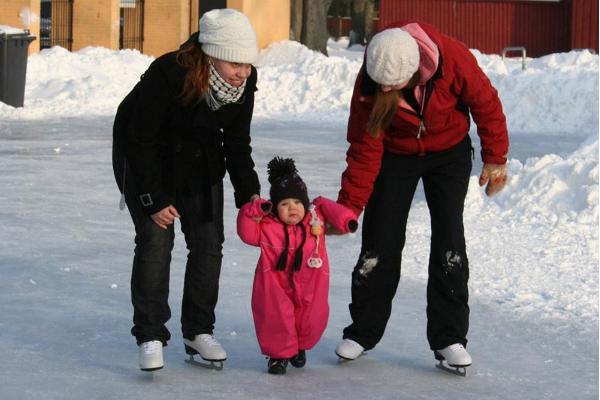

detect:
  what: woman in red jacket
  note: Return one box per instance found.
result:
[334,21,509,373]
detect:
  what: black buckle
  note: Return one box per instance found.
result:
[139,193,153,207]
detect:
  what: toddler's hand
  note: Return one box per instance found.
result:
[250,197,271,222]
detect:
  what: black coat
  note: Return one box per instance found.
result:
[113,40,260,216]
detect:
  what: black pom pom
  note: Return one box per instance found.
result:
[267,156,298,184]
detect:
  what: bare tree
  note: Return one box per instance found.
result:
[364,0,376,41]
[349,0,366,46]
[290,0,333,55]
[290,0,303,42]
[348,0,376,46]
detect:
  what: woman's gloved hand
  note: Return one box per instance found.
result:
[479,163,508,197]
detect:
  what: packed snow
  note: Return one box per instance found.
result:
[0,37,597,399]
[0,24,27,34]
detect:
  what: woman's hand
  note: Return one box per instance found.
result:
[151,205,180,229]
[479,163,508,196]
[325,222,343,235]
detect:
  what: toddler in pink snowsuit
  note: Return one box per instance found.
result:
[237,157,358,374]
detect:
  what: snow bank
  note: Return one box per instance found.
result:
[500,138,598,224]
[464,136,599,225]
[457,137,599,329]
[0,25,27,34]
[1,40,596,138]
[253,40,362,119]
[0,46,153,119]
[474,49,599,135]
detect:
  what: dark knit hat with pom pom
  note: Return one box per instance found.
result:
[267,156,310,211]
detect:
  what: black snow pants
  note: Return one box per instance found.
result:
[119,161,225,345]
[343,135,473,351]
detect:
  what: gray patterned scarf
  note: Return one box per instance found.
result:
[206,61,247,111]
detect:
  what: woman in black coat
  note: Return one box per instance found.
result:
[112,9,261,371]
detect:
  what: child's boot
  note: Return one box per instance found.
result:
[267,358,288,374]
[289,350,306,368]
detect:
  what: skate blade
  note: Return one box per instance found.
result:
[140,365,163,372]
[185,355,224,371]
[336,351,366,363]
[436,361,468,377]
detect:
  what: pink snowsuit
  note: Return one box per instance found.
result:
[237,196,358,359]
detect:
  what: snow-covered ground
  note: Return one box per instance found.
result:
[0,38,597,399]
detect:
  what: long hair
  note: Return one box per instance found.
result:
[366,72,420,137]
[176,40,210,106]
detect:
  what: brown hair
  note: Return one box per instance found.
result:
[366,88,401,137]
[366,72,420,137]
[176,40,210,106]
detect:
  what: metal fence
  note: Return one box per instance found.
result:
[40,0,73,50]
[120,0,144,51]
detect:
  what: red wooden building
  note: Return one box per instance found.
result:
[374,0,598,57]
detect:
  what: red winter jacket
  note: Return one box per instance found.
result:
[338,21,509,217]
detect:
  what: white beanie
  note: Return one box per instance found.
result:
[366,28,420,86]
[198,9,258,64]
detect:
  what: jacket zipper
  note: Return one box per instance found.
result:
[397,86,428,156]
[416,120,425,139]
[288,224,297,289]
[416,119,426,156]
[417,86,428,155]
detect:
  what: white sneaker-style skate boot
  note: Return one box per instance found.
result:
[434,343,472,367]
[335,339,365,361]
[184,334,227,361]
[139,340,164,371]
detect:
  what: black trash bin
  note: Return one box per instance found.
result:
[0,32,36,108]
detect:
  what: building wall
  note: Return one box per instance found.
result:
[201,0,227,13]
[71,0,120,51]
[228,0,290,49]
[327,16,379,39]
[190,0,200,38]
[379,0,597,57]
[570,0,599,52]
[1,0,40,54]
[144,0,195,57]
[0,0,289,56]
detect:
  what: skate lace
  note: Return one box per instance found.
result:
[345,339,363,350]
[448,343,464,353]
[200,334,221,347]
[142,340,162,354]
